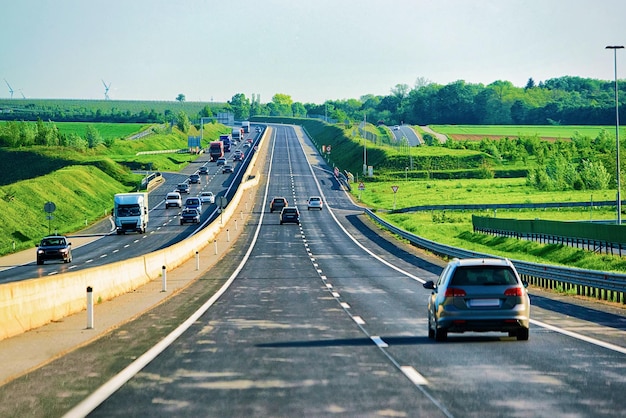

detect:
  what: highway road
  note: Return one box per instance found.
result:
[68,125,626,417]
[391,124,422,146]
[0,131,261,284]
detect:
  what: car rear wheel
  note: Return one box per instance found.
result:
[516,328,529,341]
[427,317,435,339]
[434,321,447,342]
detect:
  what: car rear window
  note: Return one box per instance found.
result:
[451,266,517,286]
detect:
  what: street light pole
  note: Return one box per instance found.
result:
[607,45,624,224]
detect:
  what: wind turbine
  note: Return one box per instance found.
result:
[19,89,25,99]
[102,79,111,100]
[4,79,14,99]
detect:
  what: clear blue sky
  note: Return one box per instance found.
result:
[1,0,624,104]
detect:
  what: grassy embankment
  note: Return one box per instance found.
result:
[0,122,229,255]
[252,117,626,273]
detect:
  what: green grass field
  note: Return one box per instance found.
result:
[429,124,626,140]
[53,122,151,141]
[353,177,626,273]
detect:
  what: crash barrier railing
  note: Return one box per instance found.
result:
[364,209,626,305]
[472,215,626,257]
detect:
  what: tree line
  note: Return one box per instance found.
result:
[0,76,622,126]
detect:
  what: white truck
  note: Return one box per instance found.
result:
[113,192,149,234]
[232,127,243,142]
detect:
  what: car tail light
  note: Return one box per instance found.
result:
[444,288,466,297]
[504,287,524,297]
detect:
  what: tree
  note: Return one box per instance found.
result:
[176,93,186,103]
[228,93,251,120]
[525,78,536,90]
[269,94,293,116]
[85,124,103,148]
[175,111,191,133]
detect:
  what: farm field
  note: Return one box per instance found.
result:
[52,122,151,141]
[353,178,626,273]
[356,178,616,209]
[429,124,626,141]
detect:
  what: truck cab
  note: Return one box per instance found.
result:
[113,192,149,234]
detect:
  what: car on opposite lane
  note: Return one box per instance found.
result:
[164,192,182,208]
[199,191,215,204]
[180,208,200,225]
[422,258,530,342]
[184,196,202,213]
[176,183,190,194]
[36,235,72,265]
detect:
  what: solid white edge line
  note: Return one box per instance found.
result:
[63,128,279,418]
[530,319,626,355]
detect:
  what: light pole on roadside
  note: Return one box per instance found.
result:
[607,45,624,224]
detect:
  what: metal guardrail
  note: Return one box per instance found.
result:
[364,208,626,304]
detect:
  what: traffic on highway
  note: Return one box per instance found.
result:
[60,125,626,417]
[0,129,262,285]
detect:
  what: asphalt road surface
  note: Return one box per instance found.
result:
[83,126,626,417]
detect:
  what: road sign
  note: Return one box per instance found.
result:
[334,167,339,177]
[391,185,399,193]
[358,182,365,190]
[326,145,331,153]
[44,201,56,213]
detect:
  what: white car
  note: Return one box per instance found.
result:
[307,196,323,210]
[164,192,182,208]
[199,191,215,204]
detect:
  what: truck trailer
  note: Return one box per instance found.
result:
[113,192,149,234]
[241,121,250,133]
[219,134,232,152]
[209,141,224,161]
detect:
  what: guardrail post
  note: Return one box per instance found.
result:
[86,286,94,329]
[161,265,167,292]
[227,229,230,242]
[214,239,218,255]
[195,251,199,271]
[235,219,238,231]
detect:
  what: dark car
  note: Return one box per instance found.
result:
[180,208,200,225]
[36,235,72,265]
[232,150,244,161]
[423,258,530,342]
[216,157,226,166]
[189,174,201,184]
[184,196,202,213]
[270,197,287,213]
[198,166,209,175]
[280,207,300,225]
[222,165,234,174]
[176,183,190,194]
